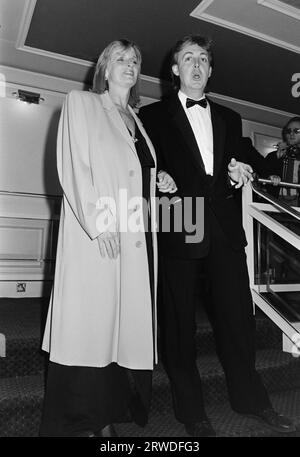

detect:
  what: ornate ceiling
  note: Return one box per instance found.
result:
[0,0,299,117]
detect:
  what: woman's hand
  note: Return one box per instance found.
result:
[157,170,178,193]
[228,158,254,189]
[98,231,120,259]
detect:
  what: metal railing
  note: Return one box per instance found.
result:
[242,178,300,355]
[257,178,300,190]
[252,179,300,221]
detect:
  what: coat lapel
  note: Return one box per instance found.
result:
[100,92,138,156]
[166,95,207,175]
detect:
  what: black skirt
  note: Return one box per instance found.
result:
[39,361,152,437]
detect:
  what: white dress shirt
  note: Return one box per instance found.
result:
[178,90,214,176]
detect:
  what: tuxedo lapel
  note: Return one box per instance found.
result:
[165,96,207,175]
[209,100,226,184]
[131,107,157,166]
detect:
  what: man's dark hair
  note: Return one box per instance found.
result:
[170,35,214,91]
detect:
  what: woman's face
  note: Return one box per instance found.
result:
[284,121,300,146]
[105,46,140,90]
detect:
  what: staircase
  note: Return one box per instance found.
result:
[1,297,300,437]
[0,298,46,437]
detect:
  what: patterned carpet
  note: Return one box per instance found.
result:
[117,389,300,437]
[1,297,300,437]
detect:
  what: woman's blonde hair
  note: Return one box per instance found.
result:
[92,39,142,107]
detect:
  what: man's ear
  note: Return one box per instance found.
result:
[208,67,212,78]
[172,64,179,77]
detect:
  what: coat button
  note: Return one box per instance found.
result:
[135,241,142,248]
[129,170,135,177]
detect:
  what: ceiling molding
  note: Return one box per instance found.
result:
[15,0,93,67]
[191,0,300,54]
[15,0,37,51]
[0,64,84,95]
[14,0,178,76]
[16,43,94,67]
[0,63,164,104]
[1,63,296,127]
[191,0,215,15]
[257,0,300,20]
[208,90,297,126]
[14,0,177,77]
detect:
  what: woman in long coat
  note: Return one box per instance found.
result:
[40,39,176,437]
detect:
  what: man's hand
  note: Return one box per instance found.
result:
[98,231,120,259]
[276,142,288,159]
[157,170,178,193]
[269,175,281,186]
[228,158,254,189]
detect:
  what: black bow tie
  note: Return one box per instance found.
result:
[186,97,208,109]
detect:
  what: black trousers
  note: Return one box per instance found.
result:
[158,215,271,423]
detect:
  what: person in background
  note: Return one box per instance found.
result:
[139,34,295,437]
[239,136,272,178]
[264,116,300,206]
[39,39,175,437]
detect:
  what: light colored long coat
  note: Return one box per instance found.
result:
[42,90,157,370]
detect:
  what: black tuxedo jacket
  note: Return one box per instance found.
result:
[139,94,248,259]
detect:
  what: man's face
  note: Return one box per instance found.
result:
[284,121,300,147]
[172,43,212,98]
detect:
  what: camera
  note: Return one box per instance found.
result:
[285,144,300,159]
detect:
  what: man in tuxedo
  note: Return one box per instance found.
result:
[139,35,295,437]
